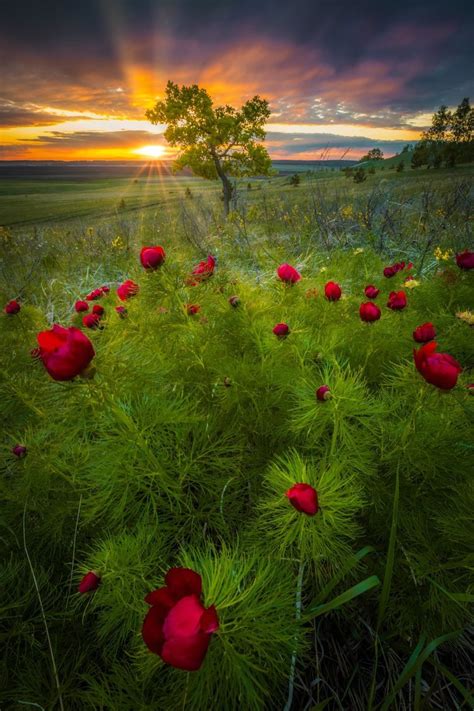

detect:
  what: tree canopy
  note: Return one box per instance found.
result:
[146,81,272,214]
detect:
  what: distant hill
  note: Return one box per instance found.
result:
[272,159,357,174]
[355,150,414,170]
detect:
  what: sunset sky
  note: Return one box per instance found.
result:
[1,0,473,161]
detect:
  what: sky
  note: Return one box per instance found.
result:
[0,0,473,161]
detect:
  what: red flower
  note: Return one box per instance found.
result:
[316,385,331,401]
[92,304,104,317]
[413,322,436,343]
[86,288,102,301]
[82,313,101,329]
[115,305,127,317]
[359,302,381,322]
[142,567,219,671]
[324,281,342,301]
[12,444,27,458]
[37,325,95,381]
[273,322,290,338]
[101,285,110,294]
[186,304,201,315]
[277,263,301,284]
[78,571,101,594]
[74,300,89,313]
[5,300,20,315]
[414,341,462,390]
[364,285,380,299]
[456,250,474,270]
[383,262,405,278]
[228,295,240,308]
[192,255,216,280]
[140,245,166,270]
[387,290,407,310]
[117,279,139,301]
[285,483,319,516]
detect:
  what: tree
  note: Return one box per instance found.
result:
[289,173,300,187]
[360,148,384,162]
[146,81,272,215]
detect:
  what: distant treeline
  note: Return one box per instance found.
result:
[411,97,474,168]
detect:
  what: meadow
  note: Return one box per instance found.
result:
[1,163,473,710]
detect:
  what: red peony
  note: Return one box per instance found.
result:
[285,483,319,516]
[78,571,101,594]
[12,444,27,458]
[37,325,95,381]
[383,262,405,278]
[115,305,127,317]
[359,302,381,322]
[387,290,407,310]
[456,250,474,270]
[277,263,301,284]
[74,300,89,313]
[228,295,240,308]
[316,385,331,401]
[413,322,436,343]
[82,314,101,329]
[100,285,110,294]
[192,255,216,279]
[140,245,166,270]
[86,288,102,301]
[364,285,380,299]
[117,279,139,301]
[186,304,201,315]
[92,304,104,317]
[414,341,462,390]
[5,299,21,315]
[142,567,219,671]
[273,322,290,338]
[324,281,342,301]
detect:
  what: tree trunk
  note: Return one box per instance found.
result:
[211,150,232,217]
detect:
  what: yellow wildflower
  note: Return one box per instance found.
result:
[456,310,474,326]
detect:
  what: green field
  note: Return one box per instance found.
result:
[1,164,473,710]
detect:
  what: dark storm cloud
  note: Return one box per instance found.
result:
[266,132,410,156]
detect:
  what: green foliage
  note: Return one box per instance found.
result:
[146,81,272,214]
[1,172,473,708]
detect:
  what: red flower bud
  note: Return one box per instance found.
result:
[37,325,95,381]
[324,281,342,301]
[5,299,21,315]
[387,290,407,310]
[414,341,462,390]
[359,302,381,322]
[316,385,331,401]
[364,285,380,299]
[413,322,436,343]
[456,250,474,270]
[140,245,166,270]
[100,285,110,294]
[142,567,219,671]
[92,304,104,317]
[285,483,319,516]
[273,322,290,338]
[186,304,201,315]
[74,300,89,313]
[82,313,101,329]
[78,571,101,594]
[115,305,127,317]
[277,263,301,284]
[86,289,102,301]
[12,444,27,458]
[228,295,240,308]
[117,279,139,301]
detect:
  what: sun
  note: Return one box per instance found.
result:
[134,145,166,159]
